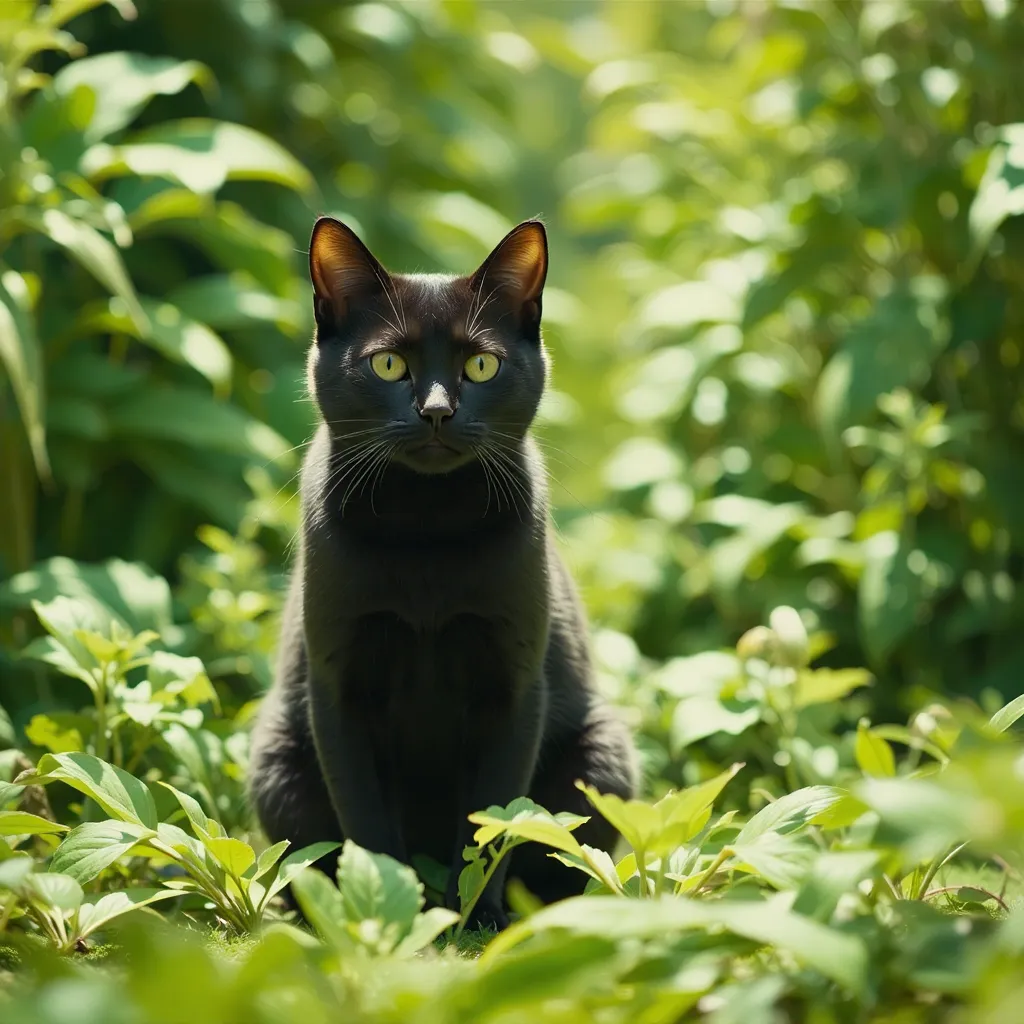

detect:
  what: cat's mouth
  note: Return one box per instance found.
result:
[415,437,459,455]
[399,435,471,474]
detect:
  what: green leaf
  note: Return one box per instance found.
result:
[468,797,588,857]
[18,208,148,334]
[252,840,290,882]
[794,668,872,709]
[77,887,179,938]
[484,895,868,993]
[147,651,218,709]
[0,268,49,478]
[814,288,946,438]
[30,596,107,681]
[108,388,290,463]
[578,763,742,857]
[0,857,34,891]
[289,868,351,951]
[53,52,212,143]
[18,752,159,830]
[133,196,295,289]
[336,840,423,935]
[671,697,761,751]
[733,832,818,890]
[21,638,97,691]
[574,784,661,856]
[855,723,897,778]
[83,119,313,195]
[1,557,174,637]
[205,836,255,878]
[0,782,24,809]
[858,531,926,665]
[0,811,69,837]
[794,851,880,922]
[24,872,83,912]
[264,841,340,905]
[156,781,223,839]
[24,712,85,754]
[989,693,1024,734]
[76,297,232,389]
[166,274,303,332]
[50,820,153,883]
[393,906,460,956]
[46,0,138,30]
[968,128,1024,260]
[735,787,845,847]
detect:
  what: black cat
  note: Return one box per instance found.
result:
[249,216,637,929]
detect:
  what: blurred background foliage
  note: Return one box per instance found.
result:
[2,0,1024,798]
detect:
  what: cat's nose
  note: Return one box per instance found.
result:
[419,382,454,429]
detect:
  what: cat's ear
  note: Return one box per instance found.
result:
[309,216,389,327]
[469,220,548,323]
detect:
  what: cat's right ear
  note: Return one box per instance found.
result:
[309,217,388,330]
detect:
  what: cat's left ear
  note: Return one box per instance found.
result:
[469,220,548,324]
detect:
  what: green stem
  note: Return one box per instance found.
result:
[694,847,732,895]
[915,843,966,901]
[454,840,514,940]
[636,847,651,897]
[93,664,110,762]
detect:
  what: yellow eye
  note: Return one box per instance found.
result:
[464,353,500,383]
[371,351,407,382]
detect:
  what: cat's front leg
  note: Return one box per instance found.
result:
[445,676,546,929]
[307,675,406,863]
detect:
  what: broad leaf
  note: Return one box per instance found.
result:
[855,723,896,778]
[393,906,460,956]
[24,872,83,912]
[77,887,180,937]
[289,868,351,951]
[108,387,290,463]
[18,752,159,830]
[18,207,147,334]
[735,787,845,847]
[53,52,212,143]
[77,297,232,389]
[484,895,868,993]
[0,811,68,837]
[336,840,422,935]
[50,820,153,883]
[205,837,255,878]
[84,119,313,194]
[166,274,303,332]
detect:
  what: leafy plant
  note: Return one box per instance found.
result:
[15,750,335,935]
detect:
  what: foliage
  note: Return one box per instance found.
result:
[4,0,1024,1019]
[0,598,1022,1020]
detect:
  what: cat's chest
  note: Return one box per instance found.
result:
[344,612,515,712]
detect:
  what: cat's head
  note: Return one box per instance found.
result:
[306,216,548,476]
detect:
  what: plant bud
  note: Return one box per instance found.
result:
[768,606,809,668]
[736,625,776,662]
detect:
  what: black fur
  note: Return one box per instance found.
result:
[249,217,637,929]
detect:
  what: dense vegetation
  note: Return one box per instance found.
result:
[3,0,1024,1019]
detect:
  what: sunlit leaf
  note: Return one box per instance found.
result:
[0,268,49,478]
[53,52,211,143]
[17,752,159,830]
